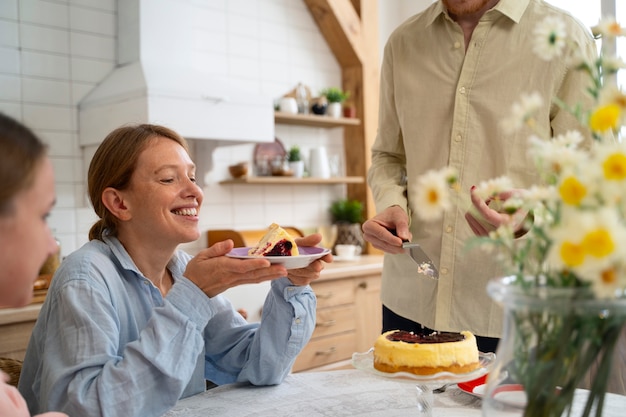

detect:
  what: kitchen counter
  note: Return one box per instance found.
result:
[319,254,384,280]
[0,303,42,325]
[0,303,42,360]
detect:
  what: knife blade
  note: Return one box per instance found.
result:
[387,228,438,279]
[402,242,439,279]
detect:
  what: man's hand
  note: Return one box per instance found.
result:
[361,206,410,254]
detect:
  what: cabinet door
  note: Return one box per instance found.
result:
[292,331,357,372]
[354,274,382,353]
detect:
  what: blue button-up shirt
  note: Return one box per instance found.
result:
[18,236,316,417]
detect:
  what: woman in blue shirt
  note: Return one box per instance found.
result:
[18,124,328,417]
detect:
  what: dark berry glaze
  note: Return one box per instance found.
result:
[387,330,465,344]
[264,240,293,256]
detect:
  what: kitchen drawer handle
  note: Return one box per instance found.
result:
[316,292,333,299]
[315,347,336,356]
[358,281,367,289]
[316,319,336,328]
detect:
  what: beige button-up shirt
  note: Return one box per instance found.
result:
[368,0,597,337]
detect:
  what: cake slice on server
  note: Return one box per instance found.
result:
[248,223,300,256]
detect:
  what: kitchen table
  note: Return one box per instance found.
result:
[163,369,626,417]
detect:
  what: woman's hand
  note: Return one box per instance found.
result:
[184,240,289,298]
[184,233,332,297]
[465,187,529,236]
[286,233,332,286]
[361,206,410,254]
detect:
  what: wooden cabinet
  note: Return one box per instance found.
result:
[292,256,383,372]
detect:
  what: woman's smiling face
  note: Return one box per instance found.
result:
[118,136,204,246]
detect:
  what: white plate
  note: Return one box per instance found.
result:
[226,246,331,269]
[351,348,495,384]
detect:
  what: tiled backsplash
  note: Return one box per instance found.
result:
[0,0,346,257]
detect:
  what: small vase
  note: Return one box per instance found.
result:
[333,222,364,254]
[327,102,342,118]
[482,276,626,417]
[289,160,304,178]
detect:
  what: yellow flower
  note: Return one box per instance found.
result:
[581,229,614,258]
[589,104,621,133]
[560,241,585,267]
[602,152,626,180]
[558,176,587,205]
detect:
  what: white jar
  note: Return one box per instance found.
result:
[279,97,298,114]
[309,147,331,178]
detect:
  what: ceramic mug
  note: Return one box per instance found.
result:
[335,244,359,259]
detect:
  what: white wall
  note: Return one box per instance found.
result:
[0,0,347,260]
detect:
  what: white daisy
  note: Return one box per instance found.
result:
[501,92,544,134]
[591,17,626,39]
[414,169,454,221]
[533,16,567,61]
[528,132,588,180]
[473,176,514,201]
[601,56,626,76]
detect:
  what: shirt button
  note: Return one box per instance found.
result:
[446,226,453,233]
[454,41,461,49]
[295,318,301,324]
[455,134,462,142]
[459,86,466,94]
[441,267,449,275]
[143,280,150,285]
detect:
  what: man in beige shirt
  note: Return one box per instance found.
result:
[362,0,597,352]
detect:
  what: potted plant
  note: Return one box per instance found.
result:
[329,198,365,253]
[287,145,304,178]
[320,87,350,118]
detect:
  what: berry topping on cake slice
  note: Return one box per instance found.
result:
[248,223,300,256]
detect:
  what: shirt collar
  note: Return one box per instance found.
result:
[427,0,530,26]
[102,234,187,279]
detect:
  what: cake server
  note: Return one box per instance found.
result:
[388,228,438,279]
[402,242,439,279]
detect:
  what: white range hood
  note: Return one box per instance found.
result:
[78,0,274,147]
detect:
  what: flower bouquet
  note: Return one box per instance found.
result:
[414,16,626,417]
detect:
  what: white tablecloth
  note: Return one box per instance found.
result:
[163,369,626,417]
[163,369,482,417]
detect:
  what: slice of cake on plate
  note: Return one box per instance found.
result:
[248,223,300,256]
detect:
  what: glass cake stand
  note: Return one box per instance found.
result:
[351,349,495,416]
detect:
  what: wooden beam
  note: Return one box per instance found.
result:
[304,0,365,67]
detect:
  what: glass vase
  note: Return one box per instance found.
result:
[483,276,626,417]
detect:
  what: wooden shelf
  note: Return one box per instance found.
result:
[274,112,360,127]
[220,176,364,185]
